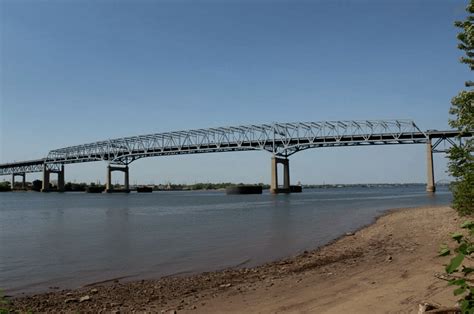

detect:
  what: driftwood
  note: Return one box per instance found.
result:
[418,302,460,314]
[435,272,474,284]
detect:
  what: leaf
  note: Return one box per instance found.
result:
[446,253,465,274]
[461,221,474,229]
[452,233,464,243]
[464,300,474,314]
[449,278,466,286]
[459,243,469,255]
[467,244,474,254]
[439,247,451,256]
[454,286,466,296]
[463,266,474,275]
[460,299,470,313]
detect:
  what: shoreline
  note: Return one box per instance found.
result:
[7,205,459,313]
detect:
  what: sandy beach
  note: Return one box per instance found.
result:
[7,205,460,313]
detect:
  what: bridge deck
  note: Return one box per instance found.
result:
[0,159,45,175]
[0,159,45,167]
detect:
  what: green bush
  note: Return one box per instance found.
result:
[439,221,474,312]
[448,0,474,215]
[0,182,11,192]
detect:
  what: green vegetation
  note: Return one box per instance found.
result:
[0,289,10,314]
[448,0,474,215]
[64,182,88,191]
[160,182,270,191]
[0,180,272,192]
[190,182,235,190]
[0,181,440,192]
[188,182,268,190]
[439,221,474,312]
[0,182,11,192]
[31,180,42,191]
[439,4,474,311]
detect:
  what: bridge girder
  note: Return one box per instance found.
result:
[0,160,45,176]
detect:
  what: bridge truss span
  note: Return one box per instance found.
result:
[0,118,472,194]
[45,119,426,165]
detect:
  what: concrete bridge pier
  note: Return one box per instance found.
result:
[41,164,65,192]
[41,164,50,192]
[270,156,290,194]
[11,173,26,190]
[57,165,65,192]
[106,164,130,193]
[426,139,436,193]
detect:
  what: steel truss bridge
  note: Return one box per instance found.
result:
[0,119,471,193]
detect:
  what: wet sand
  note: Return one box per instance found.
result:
[7,205,459,313]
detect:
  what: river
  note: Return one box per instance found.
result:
[0,185,451,295]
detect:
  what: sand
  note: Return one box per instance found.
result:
[6,205,462,313]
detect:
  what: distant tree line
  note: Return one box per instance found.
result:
[156,182,270,191]
[0,180,271,192]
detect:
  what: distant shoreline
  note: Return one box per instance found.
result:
[1,181,450,192]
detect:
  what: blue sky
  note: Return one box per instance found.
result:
[0,0,470,185]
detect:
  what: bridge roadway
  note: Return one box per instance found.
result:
[0,119,471,193]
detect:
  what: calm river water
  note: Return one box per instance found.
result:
[0,186,451,294]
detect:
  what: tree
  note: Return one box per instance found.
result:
[0,181,11,192]
[32,180,42,191]
[449,0,474,215]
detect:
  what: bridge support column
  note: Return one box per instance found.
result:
[57,164,65,192]
[270,156,290,194]
[105,164,130,193]
[426,139,436,193]
[41,164,50,192]
[41,164,65,192]
[11,173,26,190]
[124,166,129,191]
[106,165,112,191]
